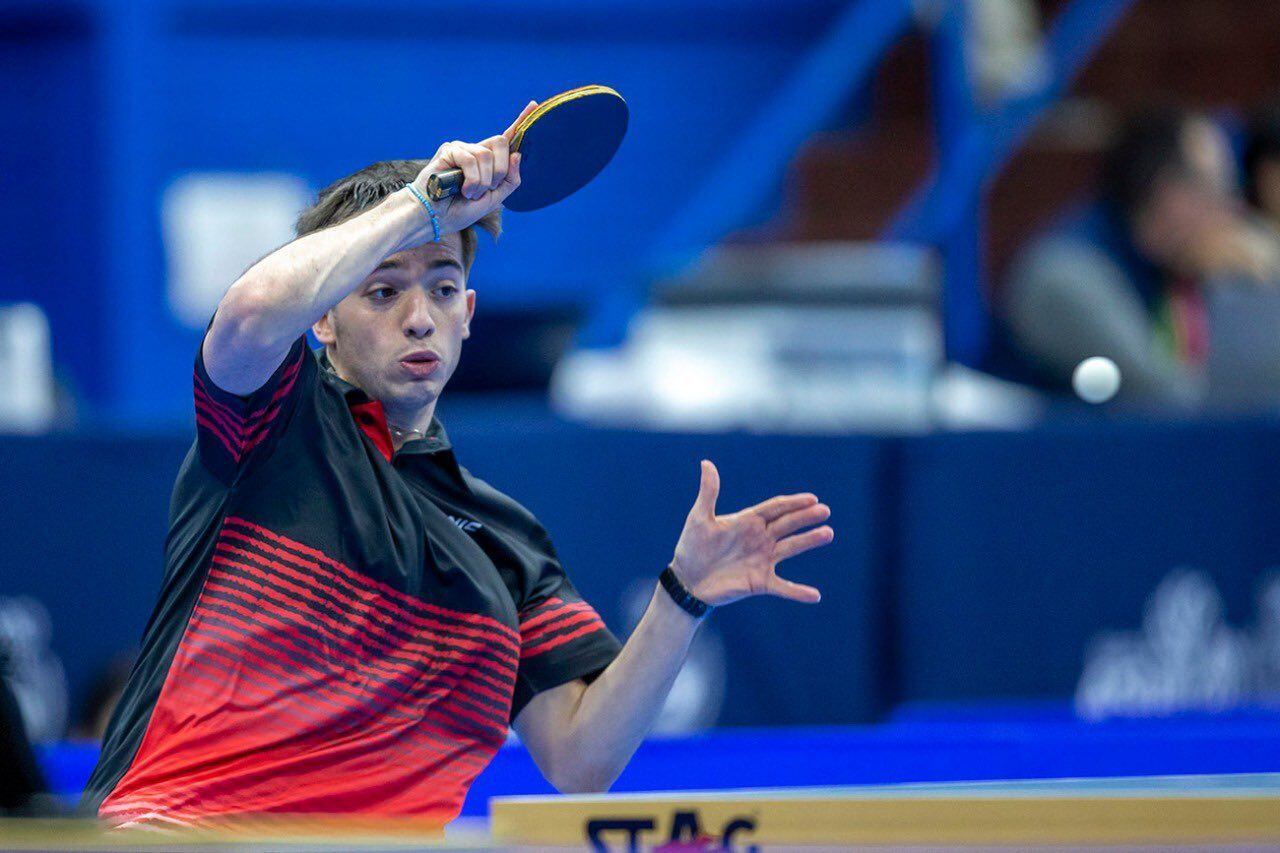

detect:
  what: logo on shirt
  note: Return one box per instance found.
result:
[446,514,483,533]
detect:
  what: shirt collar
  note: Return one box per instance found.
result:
[317,346,452,453]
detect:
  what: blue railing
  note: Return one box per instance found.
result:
[584,0,1136,365]
[580,0,915,347]
[889,0,1135,364]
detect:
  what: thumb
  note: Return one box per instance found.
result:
[693,459,720,518]
[504,100,539,142]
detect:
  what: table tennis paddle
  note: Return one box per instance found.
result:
[427,85,628,212]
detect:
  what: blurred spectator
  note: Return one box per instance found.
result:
[1244,100,1280,236]
[1003,107,1280,405]
[0,659,49,814]
[69,652,135,743]
[967,0,1049,101]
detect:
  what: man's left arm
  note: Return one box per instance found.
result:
[513,459,834,793]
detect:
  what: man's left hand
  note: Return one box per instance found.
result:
[669,460,832,607]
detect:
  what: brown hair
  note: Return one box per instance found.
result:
[295,159,502,275]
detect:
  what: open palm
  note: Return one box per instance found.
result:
[670,460,833,607]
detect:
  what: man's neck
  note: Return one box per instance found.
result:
[383,401,438,450]
[325,349,437,449]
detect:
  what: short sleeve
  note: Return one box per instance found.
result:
[193,333,312,485]
[511,531,622,721]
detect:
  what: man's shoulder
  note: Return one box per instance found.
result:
[457,466,547,539]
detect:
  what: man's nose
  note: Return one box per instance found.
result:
[401,288,436,338]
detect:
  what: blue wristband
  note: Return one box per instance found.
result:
[404,183,441,243]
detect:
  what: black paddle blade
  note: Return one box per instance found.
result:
[505,86,628,212]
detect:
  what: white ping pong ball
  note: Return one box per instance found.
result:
[1073,356,1121,404]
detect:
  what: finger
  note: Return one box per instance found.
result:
[469,144,494,196]
[766,575,822,604]
[692,459,720,519]
[482,135,510,189]
[504,100,539,141]
[449,145,483,200]
[493,152,522,204]
[749,493,818,523]
[773,525,834,562]
[767,503,830,540]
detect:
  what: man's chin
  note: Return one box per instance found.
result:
[383,376,441,409]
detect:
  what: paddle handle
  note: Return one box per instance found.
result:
[426,169,464,202]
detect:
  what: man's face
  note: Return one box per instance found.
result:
[313,235,474,422]
[1136,119,1238,272]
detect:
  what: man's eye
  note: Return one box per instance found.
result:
[369,287,396,300]
[435,285,457,298]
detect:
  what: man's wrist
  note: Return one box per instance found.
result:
[650,580,704,632]
[387,186,455,252]
[659,564,712,620]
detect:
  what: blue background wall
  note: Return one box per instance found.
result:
[893,417,1280,702]
[4,0,1278,738]
[0,0,850,424]
[5,400,1279,729]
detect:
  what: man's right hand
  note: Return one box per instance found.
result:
[413,100,538,235]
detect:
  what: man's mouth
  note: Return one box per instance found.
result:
[399,351,441,379]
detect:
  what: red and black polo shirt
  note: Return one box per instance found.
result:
[82,335,621,827]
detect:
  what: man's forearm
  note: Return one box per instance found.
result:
[549,586,701,791]
[218,188,432,351]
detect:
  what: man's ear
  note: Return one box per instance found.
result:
[461,289,476,340]
[313,309,337,347]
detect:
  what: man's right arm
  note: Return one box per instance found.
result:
[203,105,534,396]
[204,189,439,395]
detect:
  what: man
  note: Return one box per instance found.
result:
[1244,99,1280,236]
[83,103,834,827]
[1003,107,1280,405]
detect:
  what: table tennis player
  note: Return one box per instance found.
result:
[81,102,835,828]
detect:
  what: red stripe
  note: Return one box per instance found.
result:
[184,602,423,726]
[194,388,282,450]
[226,518,519,645]
[521,619,608,658]
[203,567,513,729]
[213,543,514,670]
[105,655,484,823]
[193,384,282,464]
[193,349,301,425]
[176,642,497,765]
[195,414,242,461]
[212,544,516,702]
[245,355,302,420]
[172,648,336,731]
[212,541,519,687]
[519,601,593,636]
[524,595,568,609]
[192,600,507,749]
[521,609,603,646]
[194,392,247,441]
[222,519,519,650]
[192,371,246,424]
[180,625,414,747]
[240,423,273,454]
[195,588,432,722]
[192,349,301,459]
[518,596,566,618]
[196,582,508,736]
[198,586,511,734]
[103,504,528,825]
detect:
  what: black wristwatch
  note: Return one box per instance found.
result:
[659,564,712,619]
